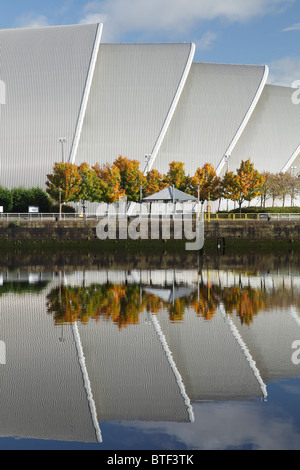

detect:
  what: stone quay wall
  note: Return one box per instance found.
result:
[0,218,299,242]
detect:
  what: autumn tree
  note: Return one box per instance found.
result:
[267,173,282,206]
[259,171,272,208]
[222,159,263,213]
[144,169,167,196]
[190,163,220,209]
[245,170,265,207]
[113,156,146,202]
[212,176,224,211]
[92,163,125,203]
[253,170,300,208]
[72,163,104,215]
[276,172,290,207]
[46,162,81,215]
[256,171,294,208]
[164,161,189,192]
[278,171,300,207]
[287,173,300,206]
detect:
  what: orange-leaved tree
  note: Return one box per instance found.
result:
[113,156,146,202]
[144,169,167,196]
[164,161,189,192]
[92,162,125,203]
[76,162,104,215]
[46,162,81,205]
[222,159,263,213]
[190,163,220,209]
[259,171,272,208]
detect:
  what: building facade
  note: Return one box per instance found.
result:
[0,22,299,191]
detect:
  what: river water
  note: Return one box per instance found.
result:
[0,253,300,450]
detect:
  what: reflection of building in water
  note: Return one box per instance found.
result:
[0,268,300,443]
[0,290,99,443]
[1,268,300,292]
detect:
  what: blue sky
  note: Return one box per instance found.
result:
[1,0,300,85]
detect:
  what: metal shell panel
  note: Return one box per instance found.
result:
[231,84,300,173]
[155,62,266,175]
[75,43,194,173]
[0,24,99,188]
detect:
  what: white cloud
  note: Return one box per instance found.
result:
[268,56,300,86]
[15,13,50,29]
[282,22,300,32]
[197,31,217,51]
[79,0,293,42]
[120,402,300,450]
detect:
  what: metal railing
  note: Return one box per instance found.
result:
[204,213,300,220]
[0,212,102,221]
[257,213,300,221]
[0,212,300,221]
[204,213,259,220]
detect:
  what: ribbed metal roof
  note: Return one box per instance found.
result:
[0,22,298,192]
[230,84,300,174]
[0,24,100,189]
[74,42,195,172]
[155,62,267,176]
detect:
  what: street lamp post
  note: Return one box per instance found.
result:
[291,166,297,176]
[291,166,297,206]
[224,154,230,172]
[59,137,67,163]
[145,154,151,172]
[224,155,230,212]
[58,138,66,220]
[59,187,62,221]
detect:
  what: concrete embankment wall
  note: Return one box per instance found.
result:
[204,220,300,240]
[0,219,299,241]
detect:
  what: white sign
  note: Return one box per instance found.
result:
[0,206,3,213]
[28,206,39,213]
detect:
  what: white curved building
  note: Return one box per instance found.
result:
[0,22,299,191]
[155,62,268,175]
[230,84,300,175]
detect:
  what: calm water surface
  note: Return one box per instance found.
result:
[1,261,300,450]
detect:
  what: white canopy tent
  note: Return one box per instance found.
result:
[141,185,198,217]
[142,185,196,202]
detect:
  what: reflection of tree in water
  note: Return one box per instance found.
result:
[0,281,49,297]
[167,297,192,323]
[46,283,193,328]
[46,280,299,329]
[47,284,144,329]
[223,287,266,326]
[190,284,222,321]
